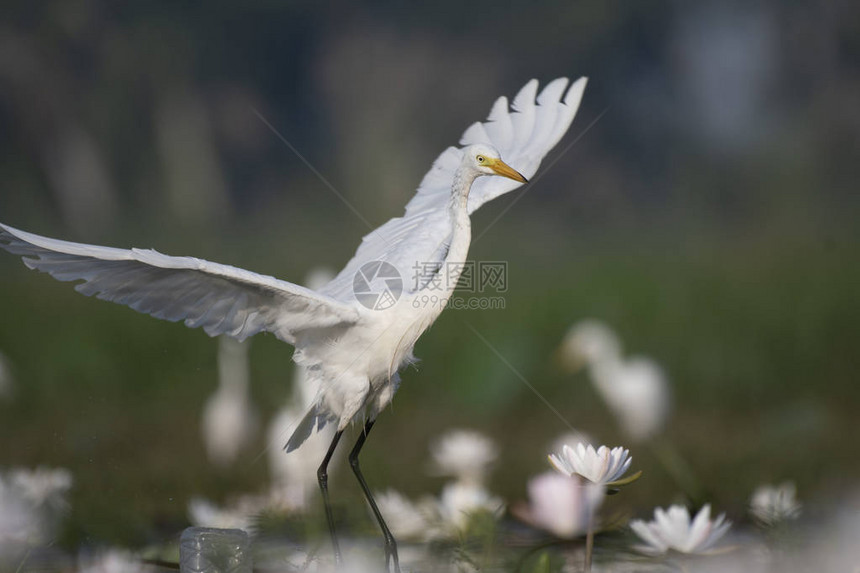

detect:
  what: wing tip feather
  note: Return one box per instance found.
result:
[537,77,570,105]
[565,77,588,106]
[512,79,539,110]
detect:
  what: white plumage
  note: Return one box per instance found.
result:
[0,224,357,344]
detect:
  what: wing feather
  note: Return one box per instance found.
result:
[484,96,514,150]
[548,76,588,150]
[525,77,568,155]
[0,224,359,343]
[1,77,586,362]
[297,77,587,302]
[460,121,491,147]
[507,79,539,152]
[466,76,588,212]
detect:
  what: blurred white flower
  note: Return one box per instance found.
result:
[373,480,504,542]
[77,549,157,573]
[0,478,43,547]
[374,489,436,541]
[0,351,13,400]
[630,504,731,555]
[8,467,72,508]
[0,467,72,556]
[549,443,632,486]
[750,482,801,526]
[187,497,255,533]
[514,472,605,538]
[437,481,504,532]
[561,320,670,442]
[201,337,259,468]
[430,429,498,484]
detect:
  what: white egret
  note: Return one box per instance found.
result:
[201,336,259,468]
[0,76,587,571]
[0,351,13,401]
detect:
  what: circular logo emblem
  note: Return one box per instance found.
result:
[353,261,403,310]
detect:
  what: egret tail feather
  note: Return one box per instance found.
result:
[285,405,326,452]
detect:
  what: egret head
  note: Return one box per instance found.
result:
[462,144,527,183]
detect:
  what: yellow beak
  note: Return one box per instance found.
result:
[489,159,528,183]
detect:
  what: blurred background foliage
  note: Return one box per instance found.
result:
[0,0,858,549]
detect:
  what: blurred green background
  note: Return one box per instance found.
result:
[0,0,858,549]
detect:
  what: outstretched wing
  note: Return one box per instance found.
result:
[0,224,360,343]
[407,76,588,216]
[319,77,587,302]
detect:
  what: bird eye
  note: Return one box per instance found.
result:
[477,155,485,163]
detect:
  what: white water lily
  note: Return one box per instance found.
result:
[77,549,157,573]
[549,443,632,485]
[0,479,43,549]
[0,467,73,559]
[374,481,503,542]
[630,504,731,555]
[8,467,72,508]
[187,497,256,533]
[750,482,801,526]
[430,429,498,484]
[514,472,605,538]
[374,489,437,541]
[437,481,504,532]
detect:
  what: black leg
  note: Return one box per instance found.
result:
[349,419,401,573]
[318,429,344,566]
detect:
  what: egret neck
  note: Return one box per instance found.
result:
[440,165,476,297]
